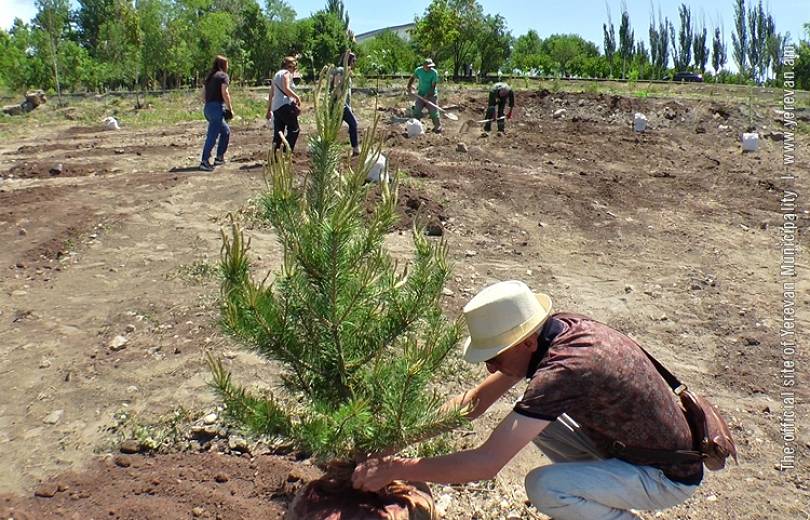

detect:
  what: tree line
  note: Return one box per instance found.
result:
[1,0,808,96]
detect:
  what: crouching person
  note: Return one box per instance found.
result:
[353,281,703,519]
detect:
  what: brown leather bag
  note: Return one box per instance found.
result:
[616,346,739,471]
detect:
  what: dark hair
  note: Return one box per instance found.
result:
[205,55,229,84]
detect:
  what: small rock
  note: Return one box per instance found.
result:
[228,436,249,452]
[119,439,142,454]
[441,287,454,296]
[43,410,64,425]
[113,455,131,468]
[706,494,718,502]
[18,228,27,236]
[456,142,468,153]
[11,290,28,297]
[39,358,52,369]
[718,124,729,130]
[214,473,229,483]
[223,350,237,359]
[126,385,138,393]
[49,164,64,176]
[464,250,478,257]
[203,413,218,425]
[743,337,761,346]
[424,223,443,237]
[192,507,205,518]
[578,99,586,107]
[695,126,706,134]
[109,335,128,351]
[125,324,136,333]
[624,285,634,293]
[553,108,567,119]
[690,283,703,291]
[34,483,59,498]
[435,494,453,517]
[506,511,522,520]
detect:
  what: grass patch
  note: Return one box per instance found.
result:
[169,259,218,285]
[106,407,194,452]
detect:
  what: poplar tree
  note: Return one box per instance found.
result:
[712,26,728,78]
[603,4,616,78]
[731,0,748,76]
[693,20,708,74]
[618,5,634,79]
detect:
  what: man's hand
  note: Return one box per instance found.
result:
[352,456,405,492]
[507,109,513,120]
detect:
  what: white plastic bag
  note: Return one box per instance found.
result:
[633,112,647,132]
[741,132,759,152]
[103,116,120,130]
[405,118,424,138]
[366,153,388,183]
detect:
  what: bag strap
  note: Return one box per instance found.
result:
[608,343,708,465]
[634,344,688,395]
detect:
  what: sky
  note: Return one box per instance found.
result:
[2,0,808,53]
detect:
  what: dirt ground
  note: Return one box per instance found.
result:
[0,86,807,519]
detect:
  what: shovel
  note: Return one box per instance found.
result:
[413,93,459,121]
[458,115,507,134]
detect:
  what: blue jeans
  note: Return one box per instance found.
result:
[201,101,230,163]
[343,105,358,148]
[525,418,699,519]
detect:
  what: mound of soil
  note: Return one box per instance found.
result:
[0,453,320,520]
[365,183,447,233]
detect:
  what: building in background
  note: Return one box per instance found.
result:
[355,23,415,44]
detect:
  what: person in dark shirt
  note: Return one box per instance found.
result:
[484,82,514,134]
[199,55,234,172]
[352,281,703,519]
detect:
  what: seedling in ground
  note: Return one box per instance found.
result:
[209,65,467,467]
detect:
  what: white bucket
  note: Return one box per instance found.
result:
[405,118,424,138]
[366,153,388,183]
[742,132,759,152]
[633,113,647,132]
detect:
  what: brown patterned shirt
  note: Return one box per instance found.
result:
[514,312,703,484]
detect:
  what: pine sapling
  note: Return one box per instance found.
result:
[209,65,467,469]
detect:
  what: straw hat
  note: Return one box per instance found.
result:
[423,58,436,68]
[462,281,552,363]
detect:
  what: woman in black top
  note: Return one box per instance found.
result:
[200,55,234,171]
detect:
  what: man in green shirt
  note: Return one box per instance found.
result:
[407,58,442,133]
[484,82,514,134]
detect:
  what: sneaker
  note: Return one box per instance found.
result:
[199,162,214,172]
[214,157,226,165]
[432,127,444,134]
[351,147,361,157]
